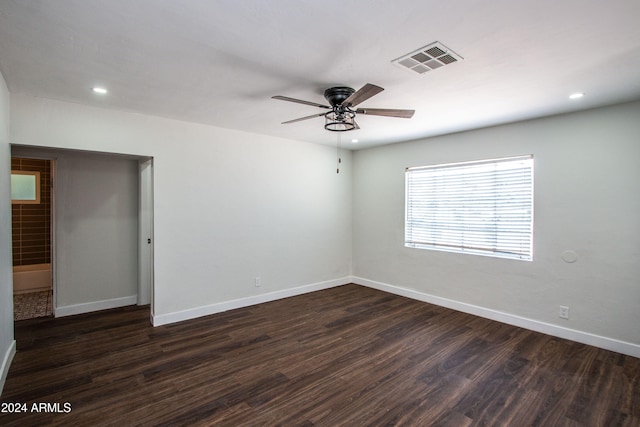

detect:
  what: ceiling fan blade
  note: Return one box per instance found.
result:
[343,83,384,107]
[272,95,331,109]
[353,120,360,130]
[282,112,326,124]
[356,108,415,118]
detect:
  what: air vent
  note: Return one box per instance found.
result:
[392,41,463,75]
[425,46,446,57]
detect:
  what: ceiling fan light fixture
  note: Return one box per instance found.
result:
[324,111,356,132]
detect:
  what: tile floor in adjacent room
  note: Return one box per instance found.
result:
[13,291,52,321]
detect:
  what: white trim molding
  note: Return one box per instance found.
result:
[1,340,16,394]
[352,276,640,359]
[56,295,138,318]
[152,277,350,327]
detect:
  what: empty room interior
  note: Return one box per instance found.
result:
[0,1,639,425]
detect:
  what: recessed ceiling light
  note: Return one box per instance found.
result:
[92,87,108,94]
[351,139,359,143]
[569,92,584,99]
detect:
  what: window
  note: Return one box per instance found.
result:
[405,155,533,260]
[11,170,41,204]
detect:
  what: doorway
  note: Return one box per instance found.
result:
[10,147,154,322]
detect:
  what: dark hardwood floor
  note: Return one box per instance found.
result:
[1,284,638,426]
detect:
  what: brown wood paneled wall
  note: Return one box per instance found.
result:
[11,158,51,266]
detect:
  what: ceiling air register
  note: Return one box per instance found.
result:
[392,41,463,74]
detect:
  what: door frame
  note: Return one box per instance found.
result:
[11,146,155,322]
[138,158,154,310]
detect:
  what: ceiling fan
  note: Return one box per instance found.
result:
[272,83,415,132]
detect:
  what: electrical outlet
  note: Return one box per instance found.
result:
[559,305,569,319]
[255,277,261,287]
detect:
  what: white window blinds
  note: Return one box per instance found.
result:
[405,155,533,260]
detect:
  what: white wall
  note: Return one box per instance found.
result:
[9,94,353,323]
[0,71,15,393]
[353,101,640,352]
[54,151,139,311]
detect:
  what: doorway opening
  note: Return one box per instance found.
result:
[10,147,154,323]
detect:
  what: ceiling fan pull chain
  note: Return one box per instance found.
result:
[337,133,342,174]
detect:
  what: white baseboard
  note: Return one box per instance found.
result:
[351,276,640,359]
[1,340,16,395]
[56,295,138,317]
[152,277,350,327]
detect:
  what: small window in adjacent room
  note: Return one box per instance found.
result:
[11,170,41,204]
[405,155,533,261]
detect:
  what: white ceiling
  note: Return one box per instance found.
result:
[1,0,640,149]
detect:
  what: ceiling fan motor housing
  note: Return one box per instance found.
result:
[324,87,355,107]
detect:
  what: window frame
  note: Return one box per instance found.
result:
[11,170,41,204]
[405,155,534,261]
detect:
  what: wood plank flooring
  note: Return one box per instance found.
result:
[1,284,638,426]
